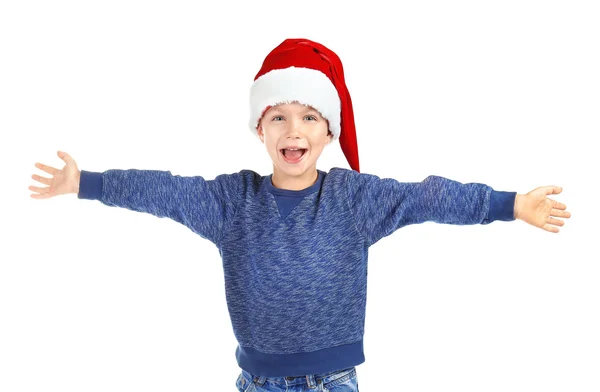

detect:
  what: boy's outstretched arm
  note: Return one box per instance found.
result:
[513,186,570,233]
[345,170,570,247]
[30,151,242,245]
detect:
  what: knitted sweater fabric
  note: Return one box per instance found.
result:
[77,167,516,377]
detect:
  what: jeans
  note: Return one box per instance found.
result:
[236,366,359,391]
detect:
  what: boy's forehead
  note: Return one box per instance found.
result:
[268,102,319,113]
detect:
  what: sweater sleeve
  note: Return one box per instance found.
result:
[345,170,516,246]
[77,169,242,245]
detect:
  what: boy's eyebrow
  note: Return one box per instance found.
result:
[299,105,318,112]
[300,106,322,117]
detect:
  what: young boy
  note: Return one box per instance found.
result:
[29,38,570,391]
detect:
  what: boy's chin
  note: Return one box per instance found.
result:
[274,159,316,174]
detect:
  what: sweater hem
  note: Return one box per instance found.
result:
[235,339,365,377]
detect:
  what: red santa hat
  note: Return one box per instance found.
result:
[249,38,360,173]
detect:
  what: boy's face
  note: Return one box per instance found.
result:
[257,102,333,186]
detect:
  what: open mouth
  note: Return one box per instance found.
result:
[280,148,308,164]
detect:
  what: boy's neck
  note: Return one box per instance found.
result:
[271,168,319,191]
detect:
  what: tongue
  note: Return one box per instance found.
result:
[285,149,304,159]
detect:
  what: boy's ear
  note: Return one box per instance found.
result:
[257,124,264,142]
[329,120,335,143]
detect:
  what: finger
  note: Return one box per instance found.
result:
[31,174,51,186]
[28,185,51,195]
[551,200,567,210]
[544,186,562,195]
[30,191,52,199]
[550,209,571,219]
[542,223,560,233]
[34,162,58,175]
[547,217,565,227]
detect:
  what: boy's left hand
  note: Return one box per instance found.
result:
[514,186,571,233]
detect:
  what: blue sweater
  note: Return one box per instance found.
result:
[77,167,516,377]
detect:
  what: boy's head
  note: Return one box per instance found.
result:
[256,101,333,182]
[249,39,360,175]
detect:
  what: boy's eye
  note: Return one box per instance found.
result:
[271,115,317,121]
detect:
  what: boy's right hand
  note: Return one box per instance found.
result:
[29,151,81,199]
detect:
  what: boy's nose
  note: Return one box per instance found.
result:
[287,120,304,136]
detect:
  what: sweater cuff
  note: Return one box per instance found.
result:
[77,170,103,200]
[487,190,517,222]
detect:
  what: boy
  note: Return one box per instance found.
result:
[29,38,570,391]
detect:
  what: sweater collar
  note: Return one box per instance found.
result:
[266,170,325,196]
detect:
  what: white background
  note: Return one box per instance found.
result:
[2,1,598,391]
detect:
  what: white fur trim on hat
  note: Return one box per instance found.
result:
[249,66,341,140]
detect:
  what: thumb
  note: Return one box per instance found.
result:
[544,185,562,195]
[57,150,73,164]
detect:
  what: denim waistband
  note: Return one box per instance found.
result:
[245,366,356,389]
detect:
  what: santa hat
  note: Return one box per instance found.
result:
[249,38,360,173]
